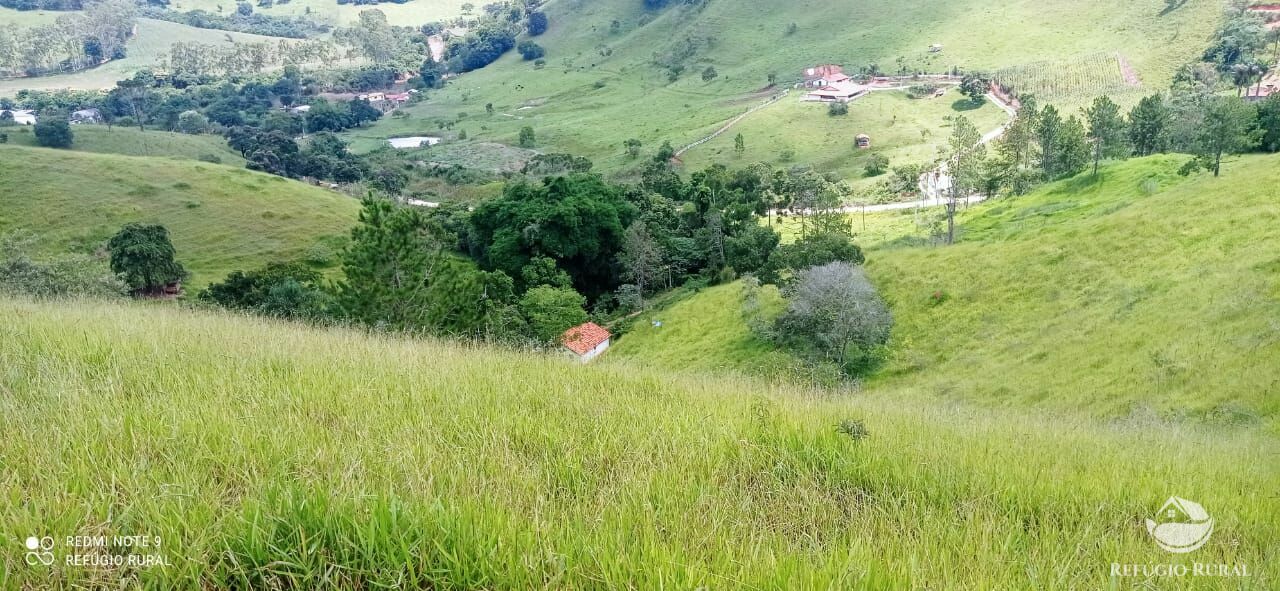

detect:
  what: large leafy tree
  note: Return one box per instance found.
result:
[518,285,588,343]
[470,174,637,299]
[337,198,516,335]
[107,223,188,294]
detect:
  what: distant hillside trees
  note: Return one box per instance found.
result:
[1181,96,1261,176]
[1085,96,1129,176]
[1203,6,1268,71]
[526,11,548,36]
[0,0,82,11]
[517,40,544,61]
[469,174,636,299]
[0,0,135,77]
[446,21,518,73]
[108,223,188,295]
[1128,95,1173,156]
[140,7,331,39]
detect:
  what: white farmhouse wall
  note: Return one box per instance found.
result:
[578,338,610,362]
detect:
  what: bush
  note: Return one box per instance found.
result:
[773,262,892,375]
[517,41,545,61]
[34,119,73,148]
[864,153,889,176]
[828,102,849,116]
[0,230,124,298]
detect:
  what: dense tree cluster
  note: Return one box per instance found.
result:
[0,0,134,77]
[0,0,82,11]
[141,7,331,39]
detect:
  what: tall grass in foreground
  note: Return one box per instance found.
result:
[1,298,1276,589]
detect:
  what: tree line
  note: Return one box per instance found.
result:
[0,0,134,77]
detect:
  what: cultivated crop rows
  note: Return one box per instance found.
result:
[993,52,1135,102]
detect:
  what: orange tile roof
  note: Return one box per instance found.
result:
[561,322,611,356]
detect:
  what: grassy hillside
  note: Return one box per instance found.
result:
[617,154,1280,430]
[2,125,246,166]
[0,144,359,288]
[0,297,1275,589]
[362,0,1219,176]
[607,281,800,375]
[0,5,64,27]
[0,18,305,95]
[169,0,470,26]
[867,153,1280,427]
[677,88,1007,183]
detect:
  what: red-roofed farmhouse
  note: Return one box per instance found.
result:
[560,322,612,362]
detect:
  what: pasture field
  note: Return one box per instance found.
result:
[867,153,1280,425]
[0,19,304,96]
[359,0,1222,177]
[607,281,800,377]
[1,125,246,166]
[0,5,65,27]
[0,144,359,288]
[678,89,1007,184]
[0,296,1275,589]
[166,0,471,27]
[634,153,1280,427]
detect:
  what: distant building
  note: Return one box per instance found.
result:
[803,80,870,103]
[1,109,36,125]
[856,134,871,149]
[560,322,611,362]
[69,108,102,124]
[929,43,944,53]
[803,64,850,88]
[1244,79,1278,102]
[289,105,312,115]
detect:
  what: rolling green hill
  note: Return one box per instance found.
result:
[607,281,801,376]
[362,0,1221,176]
[168,0,471,26]
[0,18,309,96]
[613,154,1280,430]
[2,125,246,166]
[867,153,1280,426]
[0,144,360,288]
[1,296,1275,589]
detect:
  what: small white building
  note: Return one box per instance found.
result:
[1,109,37,125]
[561,322,611,362]
[388,136,441,149]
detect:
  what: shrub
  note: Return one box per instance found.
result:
[517,41,545,61]
[828,102,849,116]
[0,230,124,298]
[864,153,890,176]
[773,262,892,375]
[33,119,73,148]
